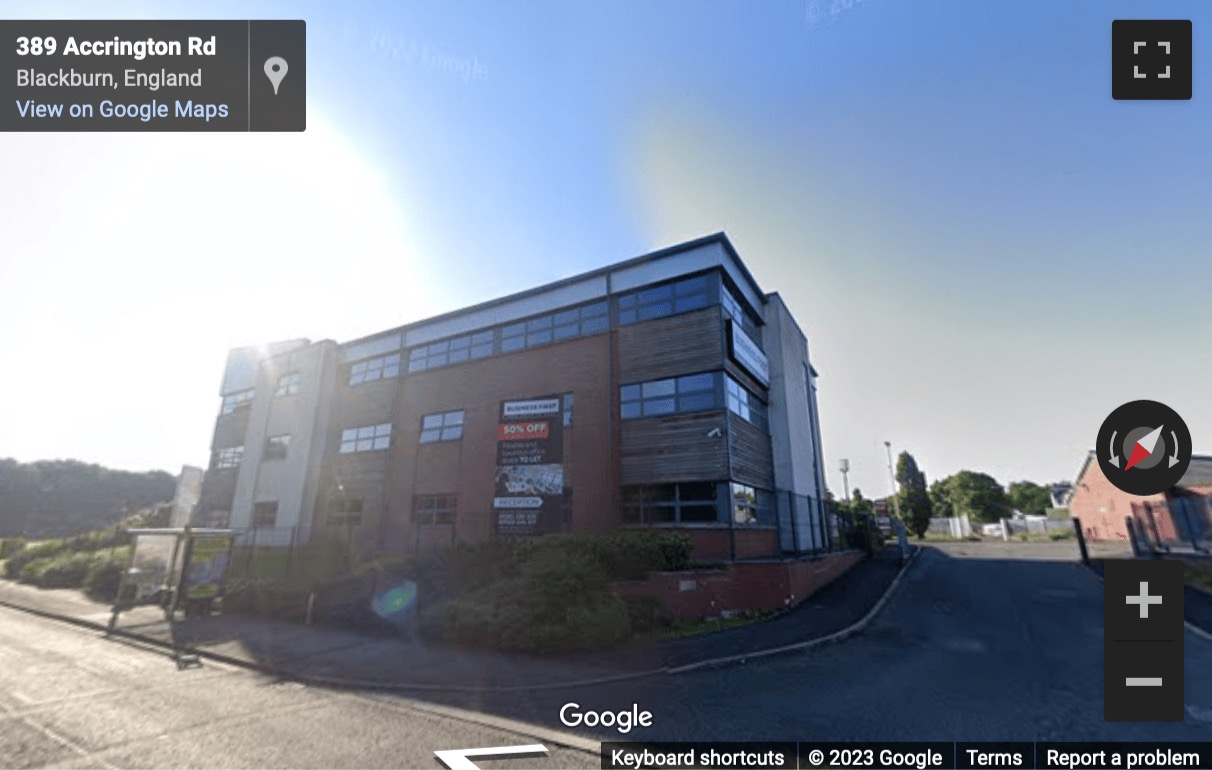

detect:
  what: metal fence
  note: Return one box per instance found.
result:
[774,490,840,554]
[223,525,362,584]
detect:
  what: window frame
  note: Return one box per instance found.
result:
[419,410,464,443]
[326,496,364,526]
[621,371,724,420]
[725,375,769,432]
[263,434,290,461]
[339,423,392,454]
[274,372,302,397]
[253,501,279,528]
[214,446,244,470]
[413,494,457,525]
[349,353,401,385]
[621,482,721,525]
[221,389,255,415]
[617,273,714,326]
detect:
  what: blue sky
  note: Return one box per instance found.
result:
[2,0,1210,499]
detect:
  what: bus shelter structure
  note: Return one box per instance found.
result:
[107,527,235,667]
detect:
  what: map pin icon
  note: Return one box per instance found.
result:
[264,56,288,95]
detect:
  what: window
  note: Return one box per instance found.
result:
[622,482,719,524]
[732,483,758,524]
[552,300,609,340]
[221,389,254,415]
[349,353,400,385]
[470,330,494,359]
[414,494,456,525]
[420,411,464,443]
[339,423,392,453]
[618,275,711,326]
[726,376,769,432]
[327,497,363,526]
[253,501,278,528]
[406,302,610,372]
[721,282,763,344]
[214,446,243,470]
[731,483,773,526]
[620,372,723,419]
[263,434,290,461]
[275,372,302,397]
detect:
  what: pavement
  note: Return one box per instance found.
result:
[0,546,910,693]
[0,606,601,769]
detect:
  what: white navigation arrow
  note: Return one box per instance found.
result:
[434,744,548,770]
[1169,430,1181,468]
[1109,430,1120,468]
[1124,424,1164,471]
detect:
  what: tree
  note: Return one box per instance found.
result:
[847,488,874,517]
[1007,481,1052,517]
[929,480,954,519]
[931,471,1009,524]
[899,485,934,538]
[895,451,927,490]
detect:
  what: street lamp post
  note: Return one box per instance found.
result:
[884,441,901,521]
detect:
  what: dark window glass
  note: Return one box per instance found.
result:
[253,501,279,528]
[680,482,717,502]
[526,316,552,331]
[621,372,723,420]
[581,315,609,334]
[413,494,457,525]
[263,434,290,461]
[680,504,717,522]
[527,329,552,346]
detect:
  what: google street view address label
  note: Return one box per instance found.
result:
[1,20,305,131]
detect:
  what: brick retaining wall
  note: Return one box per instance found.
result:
[614,549,864,619]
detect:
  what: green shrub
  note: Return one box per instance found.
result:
[0,537,27,559]
[19,551,98,588]
[4,539,70,579]
[83,551,129,602]
[623,595,674,634]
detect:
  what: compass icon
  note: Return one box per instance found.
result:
[1097,400,1191,496]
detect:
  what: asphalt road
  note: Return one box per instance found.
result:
[0,607,598,769]
[7,542,1212,768]
[417,542,1212,742]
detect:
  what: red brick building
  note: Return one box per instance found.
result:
[1068,451,1212,543]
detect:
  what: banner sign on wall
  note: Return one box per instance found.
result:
[495,394,566,534]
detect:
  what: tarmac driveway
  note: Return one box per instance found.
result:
[414,543,1212,742]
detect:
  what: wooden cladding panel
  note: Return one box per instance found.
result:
[729,413,774,490]
[620,411,729,485]
[617,307,725,383]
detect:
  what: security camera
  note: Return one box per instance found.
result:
[706,427,722,438]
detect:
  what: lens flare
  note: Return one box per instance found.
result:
[372,582,417,619]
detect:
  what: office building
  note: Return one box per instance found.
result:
[194,233,830,560]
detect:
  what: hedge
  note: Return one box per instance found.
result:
[418,531,693,653]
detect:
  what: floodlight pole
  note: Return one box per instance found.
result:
[839,459,851,502]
